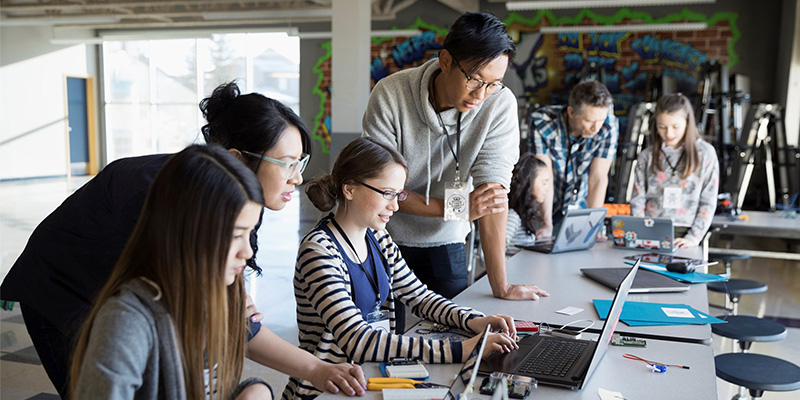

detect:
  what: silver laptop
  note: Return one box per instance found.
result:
[610,215,675,253]
[520,208,607,254]
[478,261,640,390]
[581,267,689,293]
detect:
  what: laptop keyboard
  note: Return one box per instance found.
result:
[518,338,588,377]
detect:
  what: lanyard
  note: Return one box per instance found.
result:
[660,148,685,178]
[430,70,462,182]
[329,217,381,309]
[562,136,585,214]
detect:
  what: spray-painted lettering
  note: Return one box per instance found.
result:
[392,31,441,68]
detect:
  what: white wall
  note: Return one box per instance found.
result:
[0,26,94,180]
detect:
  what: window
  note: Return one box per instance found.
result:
[102,32,299,161]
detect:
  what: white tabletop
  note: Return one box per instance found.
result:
[453,242,713,344]
[712,210,800,239]
[317,333,717,400]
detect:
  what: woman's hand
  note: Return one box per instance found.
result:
[460,331,518,362]
[467,315,517,338]
[309,362,366,396]
[245,295,263,324]
[674,238,697,248]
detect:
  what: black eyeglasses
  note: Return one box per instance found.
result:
[453,59,505,95]
[359,182,408,201]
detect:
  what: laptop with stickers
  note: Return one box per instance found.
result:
[609,215,675,253]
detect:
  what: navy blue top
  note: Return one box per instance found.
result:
[322,223,390,319]
[1,153,262,340]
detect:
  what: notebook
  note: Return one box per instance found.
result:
[520,208,607,254]
[610,216,675,252]
[581,267,689,293]
[478,261,640,390]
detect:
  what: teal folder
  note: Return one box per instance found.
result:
[594,300,727,327]
[623,261,729,284]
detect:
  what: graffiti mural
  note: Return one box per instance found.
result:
[311,9,738,152]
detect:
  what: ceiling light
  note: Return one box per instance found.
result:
[507,0,715,11]
[202,9,332,21]
[295,29,422,40]
[0,15,121,26]
[538,22,707,33]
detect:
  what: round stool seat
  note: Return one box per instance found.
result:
[707,279,768,295]
[716,353,800,393]
[712,315,787,342]
[708,252,752,262]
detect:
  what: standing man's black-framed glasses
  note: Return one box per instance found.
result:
[359,182,409,201]
[452,59,505,95]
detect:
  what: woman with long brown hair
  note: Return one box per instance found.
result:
[506,153,551,256]
[631,93,719,248]
[70,145,268,398]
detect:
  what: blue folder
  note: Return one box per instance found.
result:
[623,261,729,284]
[594,300,727,327]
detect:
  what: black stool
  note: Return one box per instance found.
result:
[709,252,752,277]
[712,315,787,352]
[716,353,800,399]
[707,280,768,315]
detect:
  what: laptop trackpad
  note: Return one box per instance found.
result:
[479,335,539,374]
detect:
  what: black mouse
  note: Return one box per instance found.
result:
[666,261,695,274]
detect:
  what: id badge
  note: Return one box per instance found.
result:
[366,309,390,332]
[663,186,682,209]
[444,181,469,222]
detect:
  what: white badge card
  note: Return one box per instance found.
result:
[663,186,682,209]
[366,309,391,333]
[444,182,469,222]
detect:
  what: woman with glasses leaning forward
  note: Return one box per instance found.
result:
[284,138,519,400]
[362,12,549,301]
[1,81,365,399]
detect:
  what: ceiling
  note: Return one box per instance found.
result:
[0,0,487,29]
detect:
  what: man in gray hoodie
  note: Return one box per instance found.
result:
[363,12,549,300]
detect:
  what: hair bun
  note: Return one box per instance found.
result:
[200,81,240,121]
[305,175,339,212]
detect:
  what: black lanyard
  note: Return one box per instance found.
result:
[430,71,462,180]
[329,217,380,308]
[562,135,585,214]
[660,148,685,178]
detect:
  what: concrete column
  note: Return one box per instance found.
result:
[330,0,371,165]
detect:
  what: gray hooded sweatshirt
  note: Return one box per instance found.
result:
[362,58,520,247]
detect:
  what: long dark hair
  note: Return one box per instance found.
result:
[443,12,516,73]
[650,93,701,179]
[70,145,264,399]
[509,153,548,234]
[305,138,407,212]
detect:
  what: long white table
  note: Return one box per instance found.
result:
[316,242,718,399]
[455,242,713,344]
[318,333,717,399]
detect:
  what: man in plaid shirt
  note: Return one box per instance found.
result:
[530,80,618,237]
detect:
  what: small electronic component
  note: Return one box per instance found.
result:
[611,334,647,347]
[388,357,420,366]
[479,372,536,399]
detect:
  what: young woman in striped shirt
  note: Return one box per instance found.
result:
[284,138,518,399]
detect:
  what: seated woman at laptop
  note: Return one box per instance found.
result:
[506,153,551,256]
[285,138,521,399]
[631,93,719,248]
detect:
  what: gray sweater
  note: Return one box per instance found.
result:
[362,58,520,247]
[73,278,186,399]
[72,278,267,400]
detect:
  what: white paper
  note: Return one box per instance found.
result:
[663,186,682,209]
[556,306,584,316]
[598,387,626,400]
[661,307,695,318]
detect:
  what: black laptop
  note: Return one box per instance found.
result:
[582,267,689,293]
[520,208,607,254]
[478,261,640,390]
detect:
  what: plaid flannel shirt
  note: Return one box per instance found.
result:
[531,105,618,218]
